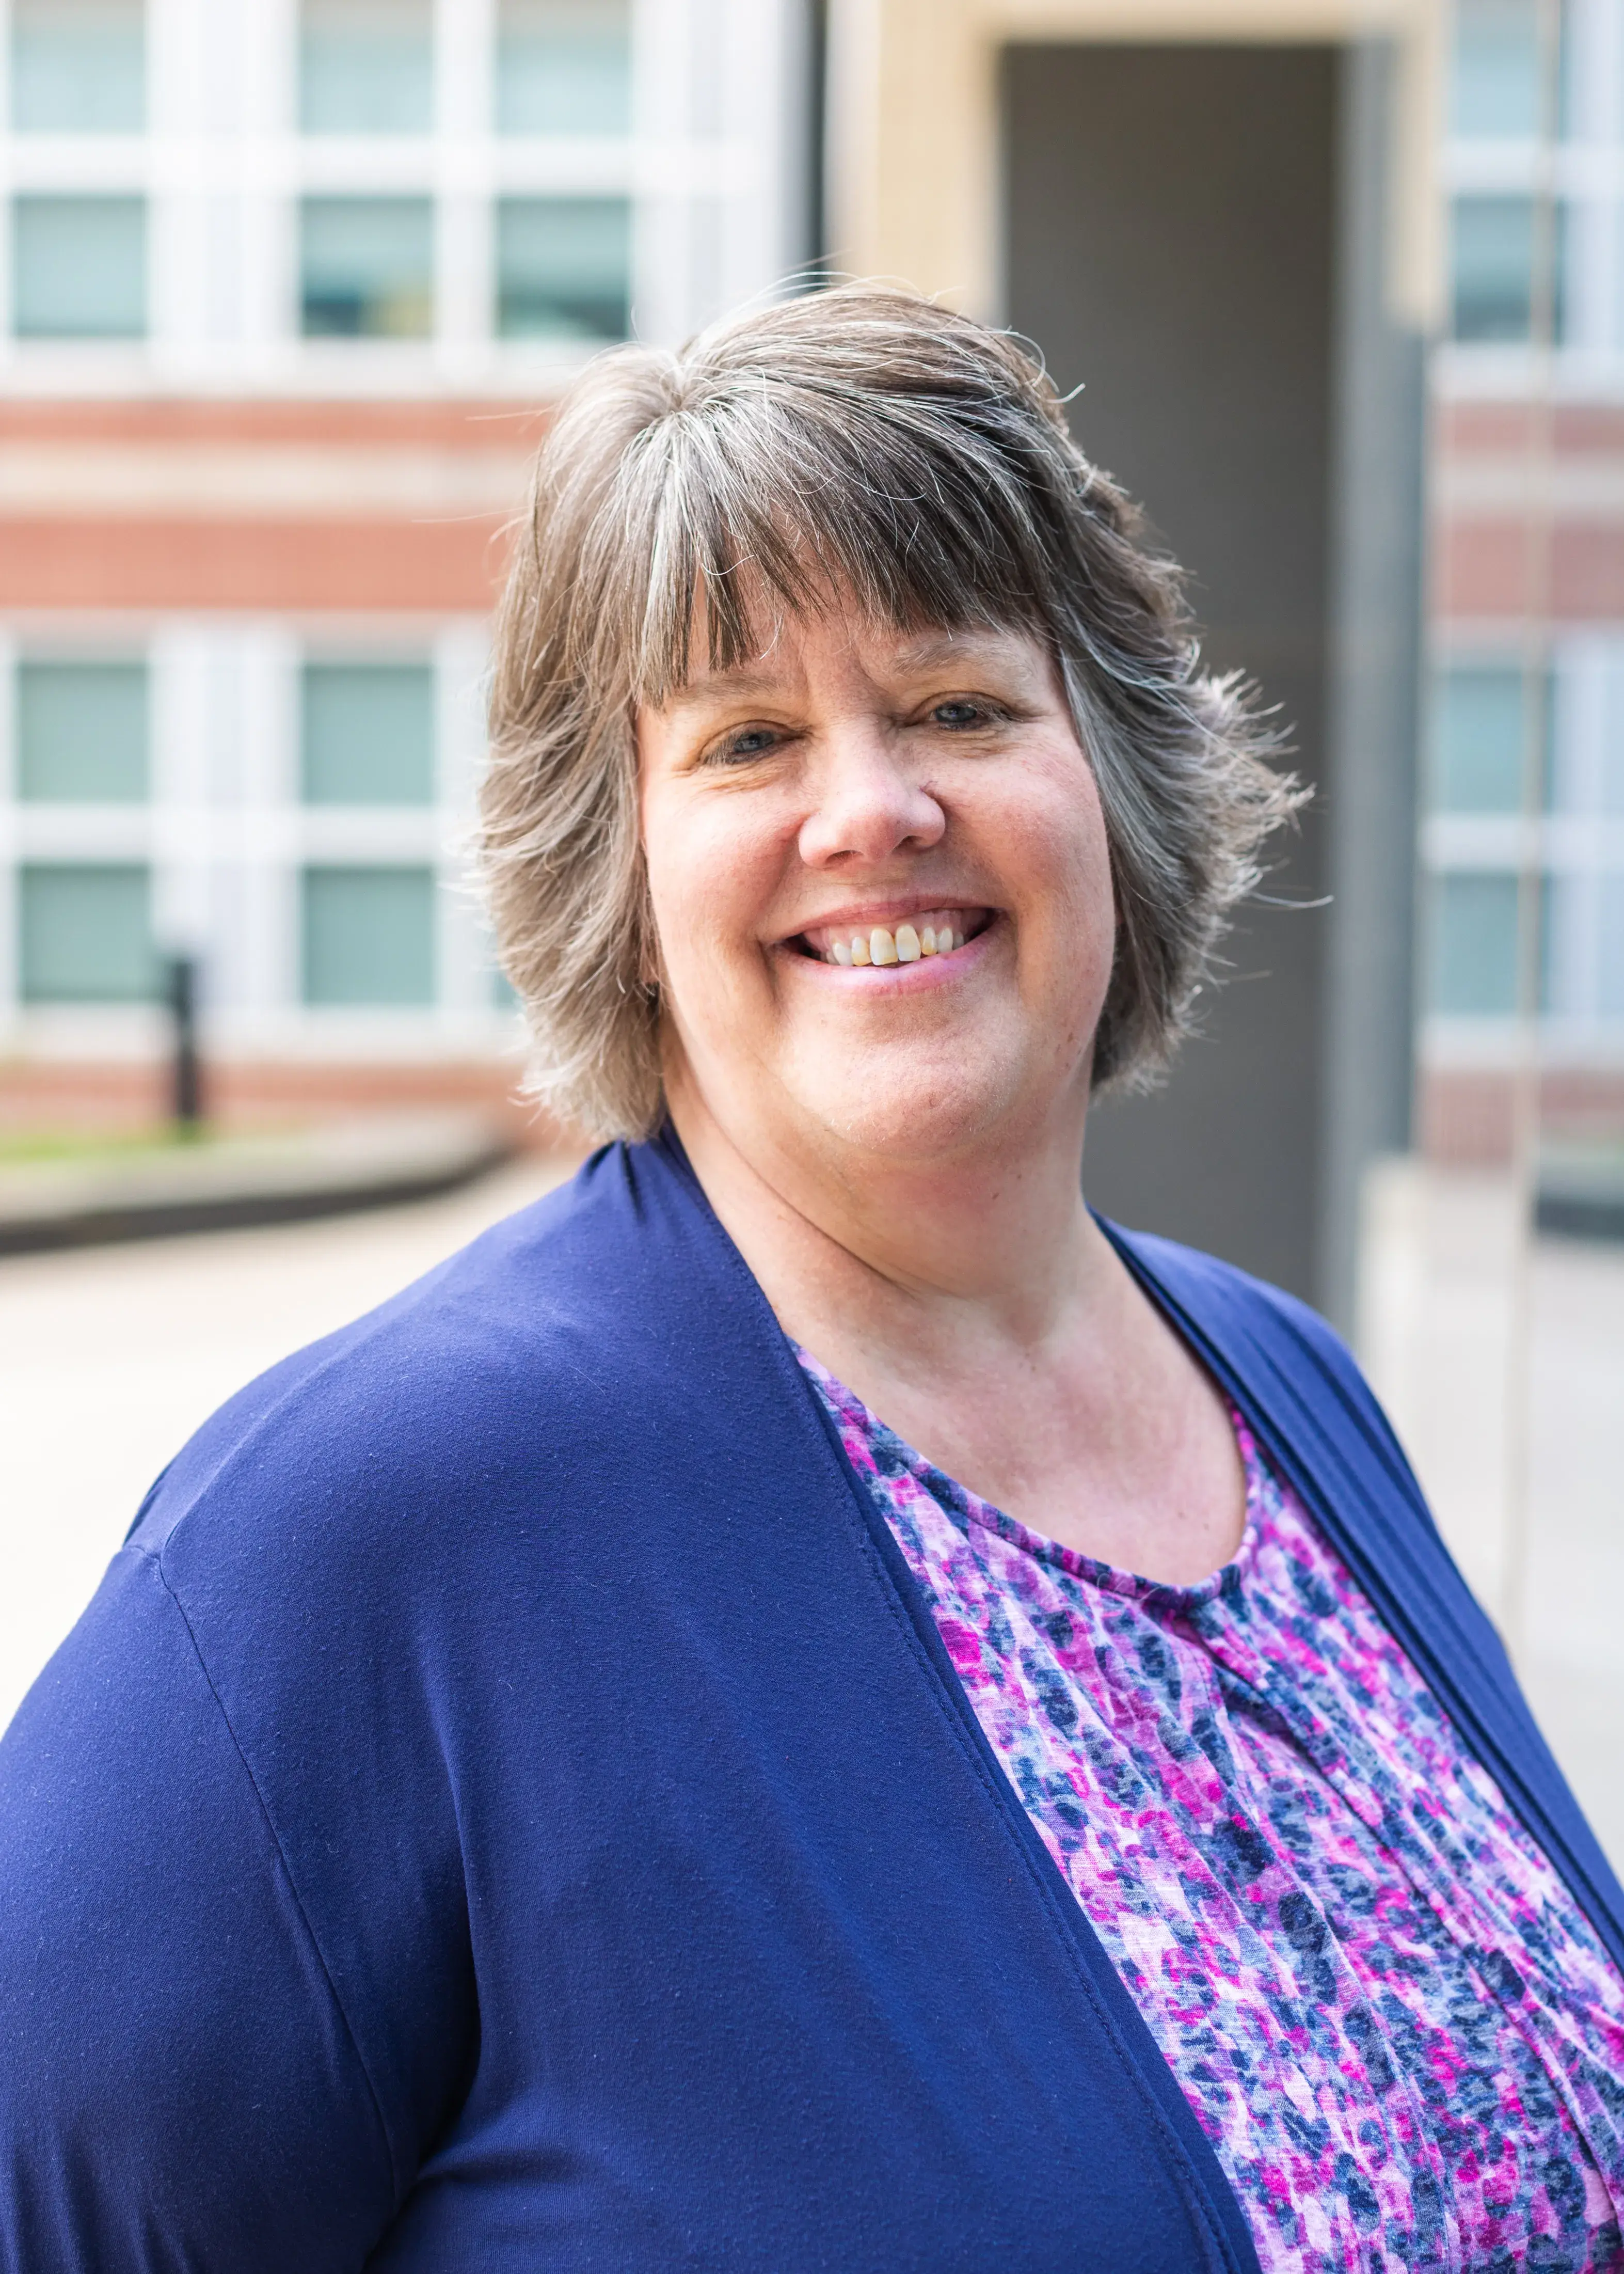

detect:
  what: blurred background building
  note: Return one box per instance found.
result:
[0,0,1618,1844]
[1430,0,1624,1166]
[0,0,811,1136]
[10,1,1617,1293]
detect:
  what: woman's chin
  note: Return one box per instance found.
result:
[783,1057,1027,1168]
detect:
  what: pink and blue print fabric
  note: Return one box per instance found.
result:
[799,1351,1624,2273]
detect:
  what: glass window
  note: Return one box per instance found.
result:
[1432,663,1548,812]
[1597,655,1624,816]
[1452,195,1529,342]
[17,660,148,801]
[302,865,436,1005]
[300,0,432,134]
[1451,0,1544,138]
[497,197,630,340]
[10,0,145,133]
[497,0,631,135]
[1599,877,1624,1019]
[1450,195,1566,343]
[12,196,146,339]
[1429,872,1523,1015]
[19,864,153,1003]
[300,197,432,337]
[301,662,435,804]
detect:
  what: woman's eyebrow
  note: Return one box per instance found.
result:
[889,630,1021,674]
[660,669,792,716]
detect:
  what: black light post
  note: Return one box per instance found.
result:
[165,954,204,1132]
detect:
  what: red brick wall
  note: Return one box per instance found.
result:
[0,515,514,611]
[0,396,545,608]
[1419,1068,1624,1163]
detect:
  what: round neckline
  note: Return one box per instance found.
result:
[961,1463,1263,1608]
[798,1344,1265,1607]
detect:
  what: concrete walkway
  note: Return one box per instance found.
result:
[2,1153,1618,1873]
[1361,1162,1624,1867]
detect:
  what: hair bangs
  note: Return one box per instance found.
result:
[617,383,1056,710]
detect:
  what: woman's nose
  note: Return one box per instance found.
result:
[796,724,946,868]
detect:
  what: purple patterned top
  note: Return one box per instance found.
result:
[799,1351,1624,2273]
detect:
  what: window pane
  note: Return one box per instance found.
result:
[1599,878,1624,1020]
[1429,873,1522,1015]
[13,196,146,339]
[498,0,630,135]
[1433,664,1538,812]
[497,197,630,340]
[302,866,436,1004]
[300,198,432,337]
[1451,0,1542,137]
[300,0,432,134]
[1452,195,1535,341]
[301,662,434,803]
[20,864,153,1003]
[10,0,144,133]
[1450,195,1567,344]
[17,660,148,801]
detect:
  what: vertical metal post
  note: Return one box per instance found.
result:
[166,955,204,1132]
[1499,0,1564,1665]
[804,0,830,283]
[1321,36,1427,1337]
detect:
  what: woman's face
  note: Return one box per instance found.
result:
[636,608,1117,1173]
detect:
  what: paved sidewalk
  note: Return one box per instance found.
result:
[1362,1162,1624,1868]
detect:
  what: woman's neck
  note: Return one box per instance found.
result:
[664,1067,1246,1586]
[664,1067,1109,1368]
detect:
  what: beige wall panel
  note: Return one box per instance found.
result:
[826,0,1444,326]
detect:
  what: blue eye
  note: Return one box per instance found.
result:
[932,701,985,728]
[709,726,777,765]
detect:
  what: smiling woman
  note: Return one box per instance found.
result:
[4,290,1624,2274]
[484,291,1287,1140]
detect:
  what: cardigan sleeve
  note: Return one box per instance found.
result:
[0,1544,400,2274]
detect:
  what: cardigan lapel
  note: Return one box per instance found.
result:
[646,1133,1266,2272]
[1103,1218,1624,1981]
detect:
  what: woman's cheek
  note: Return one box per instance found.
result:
[655,819,774,1015]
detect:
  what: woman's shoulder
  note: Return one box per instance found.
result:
[131,1139,725,1598]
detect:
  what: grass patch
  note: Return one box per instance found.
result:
[0,1125,220,1167]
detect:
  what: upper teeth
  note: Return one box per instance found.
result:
[829,921,965,968]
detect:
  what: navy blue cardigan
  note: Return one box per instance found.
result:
[2,1132,1620,2272]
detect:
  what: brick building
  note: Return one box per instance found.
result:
[0,0,810,1137]
[1427,0,1624,1159]
[5,0,1617,1207]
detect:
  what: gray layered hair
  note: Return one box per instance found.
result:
[483,285,1296,1140]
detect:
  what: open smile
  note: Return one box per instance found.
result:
[791,906,995,969]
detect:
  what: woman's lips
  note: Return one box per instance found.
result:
[795,907,993,968]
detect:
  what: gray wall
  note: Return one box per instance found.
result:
[1003,42,1420,1315]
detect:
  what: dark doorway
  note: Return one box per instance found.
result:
[1004,43,1338,1301]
